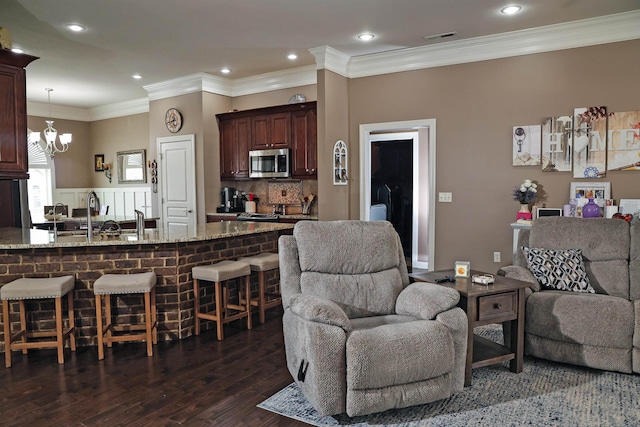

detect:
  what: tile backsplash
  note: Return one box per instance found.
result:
[220,179,318,214]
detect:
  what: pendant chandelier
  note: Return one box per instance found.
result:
[28,88,72,159]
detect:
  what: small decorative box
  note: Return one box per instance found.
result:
[454,261,470,278]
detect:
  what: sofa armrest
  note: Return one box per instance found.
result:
[396,282,460,320]
[498,265,541,292]
[289,293,352,332]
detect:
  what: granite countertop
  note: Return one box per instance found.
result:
[0,221,294,249]
[206,212,318,220]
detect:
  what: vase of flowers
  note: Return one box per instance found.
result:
[513,179,538,220]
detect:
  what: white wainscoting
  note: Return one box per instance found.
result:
[53,187,153,218]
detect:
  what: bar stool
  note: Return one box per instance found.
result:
[1,276,76,368]
[93,272,157,360]
[237,253,282,324]
[192,260,252,340]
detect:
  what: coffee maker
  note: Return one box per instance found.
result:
[217,187,244,213]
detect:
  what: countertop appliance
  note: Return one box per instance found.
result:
[217,187,244,213]
[236,213,280,222]
[249,148,290,178]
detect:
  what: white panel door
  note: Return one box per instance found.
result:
[158,135,196,237]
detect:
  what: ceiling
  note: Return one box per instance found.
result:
[3,0,640,110]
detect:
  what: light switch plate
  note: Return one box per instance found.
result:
[439,192,452,202]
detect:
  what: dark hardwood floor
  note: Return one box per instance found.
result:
[0,310,307,426]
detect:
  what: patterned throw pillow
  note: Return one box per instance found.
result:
[522,247,595,293]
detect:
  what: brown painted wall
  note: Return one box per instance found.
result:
[89,113,149,188]
[27,116,91,188]
[349,39,640,272]
[230,85,316,111]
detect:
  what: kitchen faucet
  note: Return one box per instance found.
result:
[86,191,100,242]
[135,209,145,238]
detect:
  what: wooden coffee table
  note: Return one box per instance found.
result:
[410,269,530,386]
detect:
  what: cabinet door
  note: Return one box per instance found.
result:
[219,117,250,179]
[0,63,28,179]
[291,109,317,178]
[251,113,290,149]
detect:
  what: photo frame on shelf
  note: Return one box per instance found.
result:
[569,181,610,209]
[95,154,105,172]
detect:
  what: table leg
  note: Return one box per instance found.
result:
[509,288,525,373]
[464,296,477,386]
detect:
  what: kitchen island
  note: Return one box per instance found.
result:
[0,221,293,352]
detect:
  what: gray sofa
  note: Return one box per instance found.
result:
[278,220,468,417]
[500,216,640,374]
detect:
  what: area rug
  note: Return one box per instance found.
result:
[258,326,640,426]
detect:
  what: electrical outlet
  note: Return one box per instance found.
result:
[438,192,452,203]
[493,252,501,263]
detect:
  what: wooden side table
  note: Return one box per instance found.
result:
[410,269,530,386]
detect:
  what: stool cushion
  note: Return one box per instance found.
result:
[94,272,156,295]
[238,253,280,272]
[193,260,250,282]
[1,276,75,300]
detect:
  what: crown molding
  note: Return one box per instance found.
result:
[349,10,640,78]
[27,101,92,122]
[144,72,233,101]
[309,46,350,77]
[89,98,150,121]
[230,65,317,97]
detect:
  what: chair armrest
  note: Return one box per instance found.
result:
[498,265,540,292]
[396,283,460,320]
[289,294,352,332]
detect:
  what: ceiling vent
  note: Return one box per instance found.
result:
[423,32,458,42]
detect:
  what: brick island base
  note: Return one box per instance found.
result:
[0,231,281,352]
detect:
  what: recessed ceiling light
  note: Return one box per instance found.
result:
[131,74,142,80]
[357,33,375,41]
[11,48,24,54]
[287,53,298,60]
[500,5,522,15]
[65,23,86,32]
[220,68,231,74]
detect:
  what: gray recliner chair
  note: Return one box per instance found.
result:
[278,220,468,417]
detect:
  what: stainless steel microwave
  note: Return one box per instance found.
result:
[249,148,290,178]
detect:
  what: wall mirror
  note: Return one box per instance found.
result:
[117,149,146,184]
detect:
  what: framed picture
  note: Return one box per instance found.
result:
[573,106,607,179]
[607,110,640,171]
[570,181,610,202]
[512,125,541,166]
[541,116,572,172]
[95,154,105,172]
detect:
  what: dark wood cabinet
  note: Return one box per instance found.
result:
[291,108,317,178]
[251,112,290,150]
[219,116,250,179]
[0,50,38,180]
[217,101,316,180]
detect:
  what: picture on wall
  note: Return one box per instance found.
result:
[541,116,572,172]
[607,110,640,171]
[512,125,541,166]
[573,106,607,179]
[95,154,105,172]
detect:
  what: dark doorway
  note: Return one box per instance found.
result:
[370,139,413,257]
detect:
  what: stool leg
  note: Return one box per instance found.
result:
[258,271,266,324]
[95,294,105,360]
[18,300,27,355]
[214,281,224,340]
[245,274,252,330]
[3,299,11,368]
[144,291,153,357]
[67,291,76,351]
[194,278,201,335]
[55,296,64,364]
[105,294,113,348]
[151,287,158,345]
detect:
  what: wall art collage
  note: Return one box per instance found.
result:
[512,107,640,178]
